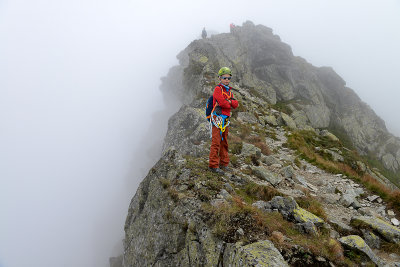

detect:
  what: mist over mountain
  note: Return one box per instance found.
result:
[1,1,399,267]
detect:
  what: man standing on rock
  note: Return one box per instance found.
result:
[209,67,239,174]
[202,27,207,39]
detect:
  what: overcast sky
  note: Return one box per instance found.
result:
[1,1,399,267]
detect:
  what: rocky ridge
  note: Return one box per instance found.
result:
[117,22,400,266]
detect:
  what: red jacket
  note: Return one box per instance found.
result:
[212,84,239,116]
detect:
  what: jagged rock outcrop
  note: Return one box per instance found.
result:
[171,20,400,178]
[119,21,400,267]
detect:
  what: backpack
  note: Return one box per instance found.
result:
[205,96,216,121]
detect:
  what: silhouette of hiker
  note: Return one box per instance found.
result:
[202,27,207,39]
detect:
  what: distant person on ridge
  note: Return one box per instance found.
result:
[230,23,235,33]
[202,27,207,39]
[208,67,239,174]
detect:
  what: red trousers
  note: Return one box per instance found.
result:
[209,126,229,168]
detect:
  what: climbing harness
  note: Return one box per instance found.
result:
[209,113,230,140]
[206,85,233,140]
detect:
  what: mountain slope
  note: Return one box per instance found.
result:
[118,21,400,266]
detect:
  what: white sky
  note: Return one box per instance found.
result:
[0,1,399,267]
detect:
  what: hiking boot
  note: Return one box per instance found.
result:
[209,167,225,175]
[220,165,231,172]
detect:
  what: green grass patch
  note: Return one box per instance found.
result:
[235,181,284,204]
[296,195,328,221]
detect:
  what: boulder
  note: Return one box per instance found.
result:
[223,240,289,266]
[292,206,324,226]
[291,110,309,129]
[339,194,356,207]
[367,195,379,202]
[339,235,384,267]
[241,143,261,159]
[281,165,295,178]
[321,193,340,204]
[320,130,340,142]
[329,219,355,235]
[280,112,297,129]
[351,216,400,244]
[251,166,284,186]
[363,230,381,249]
[356,161,367,172]
[252,200,271,212]
[268,196,324,227]
[237,112,258,124]
[269,196,298,213]
[264,115,278,126]
[295,222,319,236]
[292,175,308,187]
[261,155,281,166]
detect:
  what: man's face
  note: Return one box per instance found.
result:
[220,74,231,86]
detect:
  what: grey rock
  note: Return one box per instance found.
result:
[280,112,297,129]
[363,230,381,249]
[388,210,395,217]
[269,196,298,212]
[251,166,284,186]
[223,183,234,193]
[261,155,281,166]
[281,165,295,178]
[236,227,244,236]
[329,219,355,235]
[322,193,340,204]
[339,193,355,207]
[351,200,362,209]
[241,143,261,159]
[357,161,367,172]
[392,218,400,226]
[367,195,380,202]
[325,184,337,194]
[268,196,324,227]
[271,163,283,168]
[219,189,232,200]
[351,216,400,243]
[292,175,308,187]
[252,200,271,212]
[358,207,373,216]
[339,235,385,267]
[330,229,340,239]
[382,153,399,172]
[237,112,258,124]
[302,221,318,236]
[223,240,289,266]
[291,110,309,129]
[264,115,278,126]
[320,130,339,142]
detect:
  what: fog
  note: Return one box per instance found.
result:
[1,0,399,266]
